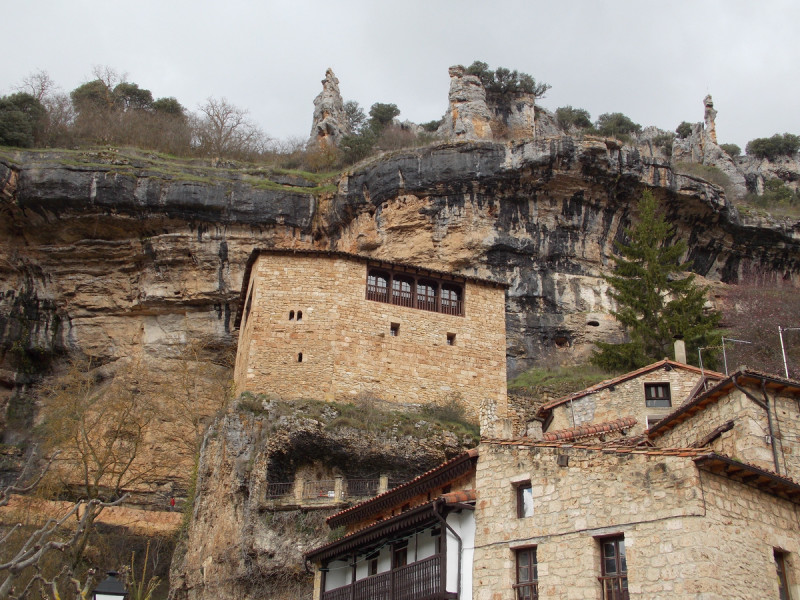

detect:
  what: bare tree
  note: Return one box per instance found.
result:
[0,449,127,600]
[193,97,268,158]
[15,70,57,102]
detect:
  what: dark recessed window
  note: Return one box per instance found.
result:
[516,482,533,518]
[587,320,600,327]
[514,547,539,600]
[297,310,303,322]
[297,352,303,363]
[645,383,671,407]
[447,333,456,346]
[392,541,408,569]
[390,323,399,337]
[289,310,294,320]
[599,536,628,599]
[775,550,791,600]
[368,556,378,576]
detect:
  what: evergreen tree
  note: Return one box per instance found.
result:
[592,191,721,371]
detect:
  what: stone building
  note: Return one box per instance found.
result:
[306,449,478,600]
[306,365,800,599]
[537,358,725,436]
[233,250,508,423]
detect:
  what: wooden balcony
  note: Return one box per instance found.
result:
[322,555,455,600]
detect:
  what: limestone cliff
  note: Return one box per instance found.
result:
[2,139,799,417]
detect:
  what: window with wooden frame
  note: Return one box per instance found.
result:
[513,547,539,600]
[599,536,629,600]
[516,482,534,518]
[392,540,408,568]
[644,382,671,407]
[366,267,464,316]
[775,549,792,600]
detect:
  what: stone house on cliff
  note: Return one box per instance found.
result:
[233,249,508,427]
[306,365,800,599]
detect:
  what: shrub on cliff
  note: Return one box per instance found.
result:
[555,106,593,131]
[466,61,551,98]
[720,143,741,158]
[595,112,641,141]
[675,121,693,139]
[745,133,800,161]
[592,190,721,371]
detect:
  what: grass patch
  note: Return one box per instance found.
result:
[509,364,614,398]
[673,162,736,199]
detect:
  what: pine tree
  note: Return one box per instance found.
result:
[592,191,721,371]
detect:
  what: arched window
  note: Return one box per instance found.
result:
[392,275,414,308]
[297,310,303,322]
[416,280,437,312]
[367,270,390,303]
[441,285,463,316]
[289,310,295,320]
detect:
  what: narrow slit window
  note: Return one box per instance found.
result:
[297,352,303,362]
[390,323,400,337]
[289,310,295,321]
[297,310,303,322]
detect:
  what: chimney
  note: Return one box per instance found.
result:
[674,337,687,364]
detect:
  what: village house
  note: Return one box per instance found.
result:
[307,365,800,599]
[233,249,508,425]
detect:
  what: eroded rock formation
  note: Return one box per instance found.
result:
[439,66,493,140]
[308,68,348,148]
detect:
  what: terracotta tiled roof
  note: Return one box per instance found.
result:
[326,448,478,528]
[481,438,713,458]
[441,489,476,504]
[647,369,800,438]
[536,359,725,417]
[542,416,637,442]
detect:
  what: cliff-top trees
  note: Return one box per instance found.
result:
[466,61,551,98]
[0,93,46,147]
[592,191,721,371]
[745,133,800,161]
[193,97,267,158]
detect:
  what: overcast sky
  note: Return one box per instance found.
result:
[4,0,798,150]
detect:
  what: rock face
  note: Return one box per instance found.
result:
[307,68,348,148]
[169,404,472,600]
[2,140,800,431]
[439,66,493,140]
[486,91,536,138]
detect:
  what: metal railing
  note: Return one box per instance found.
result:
[347,479,380,498]
[304,479,338,499]
[265,482,293,498]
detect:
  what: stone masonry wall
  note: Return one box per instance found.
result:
[472,442,800,599]
[657,387,800,479]
[234,253,507,422]
[548,367,703,435]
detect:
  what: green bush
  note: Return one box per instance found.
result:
[745,133,800,160]
[595,112,641,140]
[719,143,741,158]
[675,121,693,139]
[0,92,46,147]
[652,133,675,157]
[466,61,551,98]
[555,106,592,130]
[420,118,443,132]
[745,178,800,209]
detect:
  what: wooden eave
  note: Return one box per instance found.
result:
[694,454,800,504]
[307,494,472,564]
[326,449,478,529]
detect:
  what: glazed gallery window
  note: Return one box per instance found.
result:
[599,536,629,600]
[644,382,671,407]
[366,267,464,316]
[516,482,533,518]
[513,547,539,600]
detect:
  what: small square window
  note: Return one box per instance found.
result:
[447,333,456,346]
[516,482,533,518]
[390,323,400,337]
[645,382,671,407]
